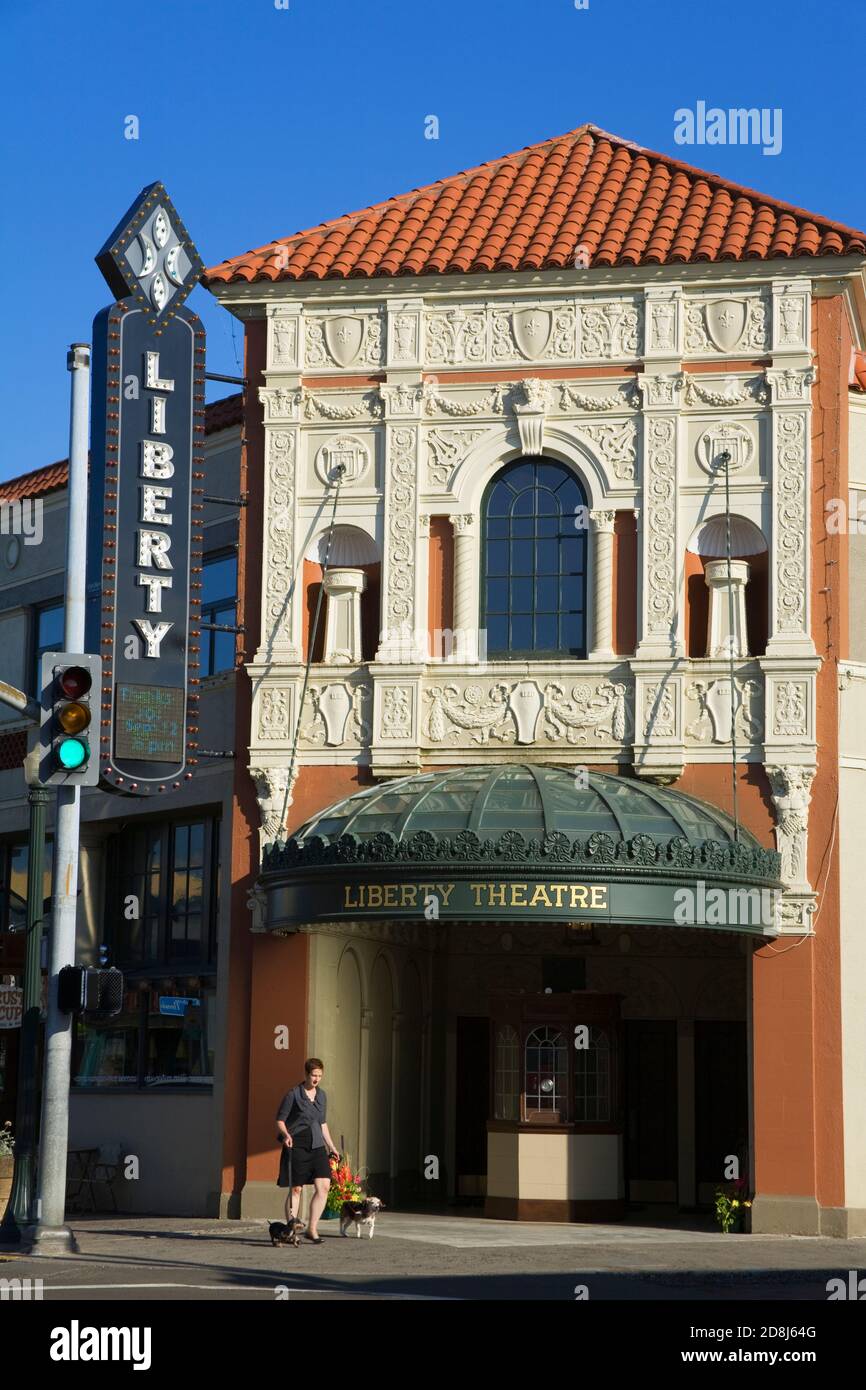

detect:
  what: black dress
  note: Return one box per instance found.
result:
[276,1089,332,1188]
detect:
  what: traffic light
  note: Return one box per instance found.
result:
[39,652,103,787]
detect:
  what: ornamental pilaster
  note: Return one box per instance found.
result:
[764,353,816,657]
[449,513,480,662]
[589,510,616,658]
[636,371,683,659]
[376,422,422,662]
[257,409,302,662]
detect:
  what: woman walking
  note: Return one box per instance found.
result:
[276,1058,339,1244]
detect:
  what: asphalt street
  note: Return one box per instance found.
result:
[2,1212,864,1301]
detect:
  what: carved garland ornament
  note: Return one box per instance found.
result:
[423,681,629,747]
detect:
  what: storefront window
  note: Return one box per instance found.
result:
[72,815,220,1089]
[73,980,216,1088]
[494,1024,520,1120]
[573,1025,611,1122]
[0,840,53,934]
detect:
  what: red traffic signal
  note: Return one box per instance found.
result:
[57,665,92,700]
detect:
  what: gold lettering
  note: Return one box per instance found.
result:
[569,885,589,909]
[367,885,382,907]
[400,885,418,908]
[488,883,506,907]
[510,883,528,907]
[344,885,359,909]
[549,884,567,908]
[529,884,552,908]
[590,884,608,909]
[469,883,485,907]
[383,884,399,908]
[437,883,454,907]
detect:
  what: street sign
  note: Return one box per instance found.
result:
[0,986,22,1029]
[86,184,205,795]
[158,996,200,1017]
[38,653,103,787]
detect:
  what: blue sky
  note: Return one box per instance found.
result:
[1,0,863,479]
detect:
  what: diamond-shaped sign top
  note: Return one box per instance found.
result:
[95,182,205,330]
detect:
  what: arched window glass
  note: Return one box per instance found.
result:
[482,458,587,658]
[573,1025,611,1122]
[524,1026,567,1115]
[494,1025,520,1121]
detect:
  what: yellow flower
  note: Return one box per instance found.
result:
[732,1199,739,1207]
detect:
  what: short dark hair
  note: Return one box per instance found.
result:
[304,1057,324,1074]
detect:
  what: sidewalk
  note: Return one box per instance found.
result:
[3,1213,864,1300]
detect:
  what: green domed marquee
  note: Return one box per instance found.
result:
[260,766,783,936]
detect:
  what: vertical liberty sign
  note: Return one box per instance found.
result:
[86,184,206,794]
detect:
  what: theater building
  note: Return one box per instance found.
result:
[206,123,864,1233]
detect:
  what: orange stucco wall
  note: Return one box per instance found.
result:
[221,318,266,1208]
[750,294,849,1212]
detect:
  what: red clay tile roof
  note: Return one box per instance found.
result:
[204,124,866,286]
[0,459,69,504]
[0,395,243,501]
[203,391,244,434]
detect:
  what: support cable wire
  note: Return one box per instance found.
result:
[720,449,740,843]
[277,466,347,841]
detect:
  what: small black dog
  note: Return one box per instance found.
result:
[269,1217,306,1247]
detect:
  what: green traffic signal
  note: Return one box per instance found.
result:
[57,738,89,770]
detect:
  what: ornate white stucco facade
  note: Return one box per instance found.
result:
[208,263,841,936]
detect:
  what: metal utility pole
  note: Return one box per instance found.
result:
[26,343,90,1254]
[0,749,50,1241]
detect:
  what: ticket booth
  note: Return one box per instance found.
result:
[486,991,624,1222]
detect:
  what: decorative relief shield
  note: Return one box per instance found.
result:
[324,315,364,367]
[706,299,747,352]
[508,680,544,744]
[513,308,552,359]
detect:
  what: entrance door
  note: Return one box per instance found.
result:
[455,1017,489,1199]
[695,1021,748,1206]
[624,1021,678,1204]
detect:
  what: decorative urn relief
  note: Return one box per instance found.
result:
[322,567,367,664]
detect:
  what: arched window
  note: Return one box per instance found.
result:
[481,458,587,658]
[524,1026,567,1116]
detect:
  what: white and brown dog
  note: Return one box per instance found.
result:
[339,1197,385,1238]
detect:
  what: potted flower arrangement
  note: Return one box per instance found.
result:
[0,1122,14,1217]
[714,1174,753,1233]
[324,1151,364,1219]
